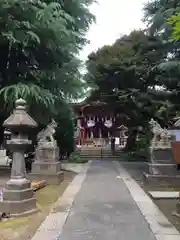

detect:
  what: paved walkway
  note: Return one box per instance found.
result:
[32,161,180,240]
[57,161,156,240]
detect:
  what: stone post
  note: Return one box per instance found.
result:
[90,129,94,139]
[0,98,38,217]
[29,123,64,185]
[175,193,180,217]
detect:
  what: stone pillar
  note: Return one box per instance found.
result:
[29,135,64,185]
[176,196,180,216]
[0,99,38,217]
[99,129,102,138]
[90,129,94,139]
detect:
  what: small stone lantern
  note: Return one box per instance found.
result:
[0,98,38,216]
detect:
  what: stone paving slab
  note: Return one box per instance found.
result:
[149,191,179,199]
[57,161,156,240]
[155,235,180,240]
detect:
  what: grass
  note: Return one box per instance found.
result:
[0,171,76,240]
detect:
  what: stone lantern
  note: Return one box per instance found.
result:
[0,98,38,216]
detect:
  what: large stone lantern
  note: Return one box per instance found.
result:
[0,98,38,216]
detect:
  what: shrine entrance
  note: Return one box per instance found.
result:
[73,101,129,149]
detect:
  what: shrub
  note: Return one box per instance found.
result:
[68,150,88,163]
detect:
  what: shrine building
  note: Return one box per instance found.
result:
[73,100,129,147]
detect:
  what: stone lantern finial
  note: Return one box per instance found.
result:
[15,98,26,109]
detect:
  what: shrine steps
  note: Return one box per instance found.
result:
[79,148,122,161]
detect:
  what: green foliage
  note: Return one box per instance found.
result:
[0,0,94,109]
[143,0,180,39]
[0,0,95,153]
[142,1,180,107]
[54,101,75,155]
[122,132,151,162]
[123,151,148,162]
[68,150,88,163]
[135,132,151,158]
[0,83,54,110]
[169,14,180,41]
[85,31,172,126]
[83,0,180,155]
[142,1,180,113]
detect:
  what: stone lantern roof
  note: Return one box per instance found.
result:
[3,98,37,129]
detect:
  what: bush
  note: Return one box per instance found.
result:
[123,151,148,162]
[54,101,75,157]
[68,151,88,163]
[123,132,151,162]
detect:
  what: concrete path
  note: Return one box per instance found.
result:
[57,161,156,240]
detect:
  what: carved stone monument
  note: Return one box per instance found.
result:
[147,119,173,174]
[29,120,64,184]
[0,98,38,216]
[143,118,180,186]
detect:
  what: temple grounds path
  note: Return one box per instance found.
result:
[32,161,180,240]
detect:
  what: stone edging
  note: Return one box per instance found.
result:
[116,162,180,240]
[31,161,91,240]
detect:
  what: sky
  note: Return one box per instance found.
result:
[79,0,147,62]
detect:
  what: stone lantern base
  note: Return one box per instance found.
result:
[29,145,64,185]
[0,178,38,217]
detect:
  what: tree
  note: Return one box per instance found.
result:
[143,0,180,119]
[85,30,174,149]
[82,2,180,154]
[0,0,95,152]
[143,0,180,39]
[143,0,180,68]
[86,31,171,122]
[0,0,94,106]
[169,13,180,41]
